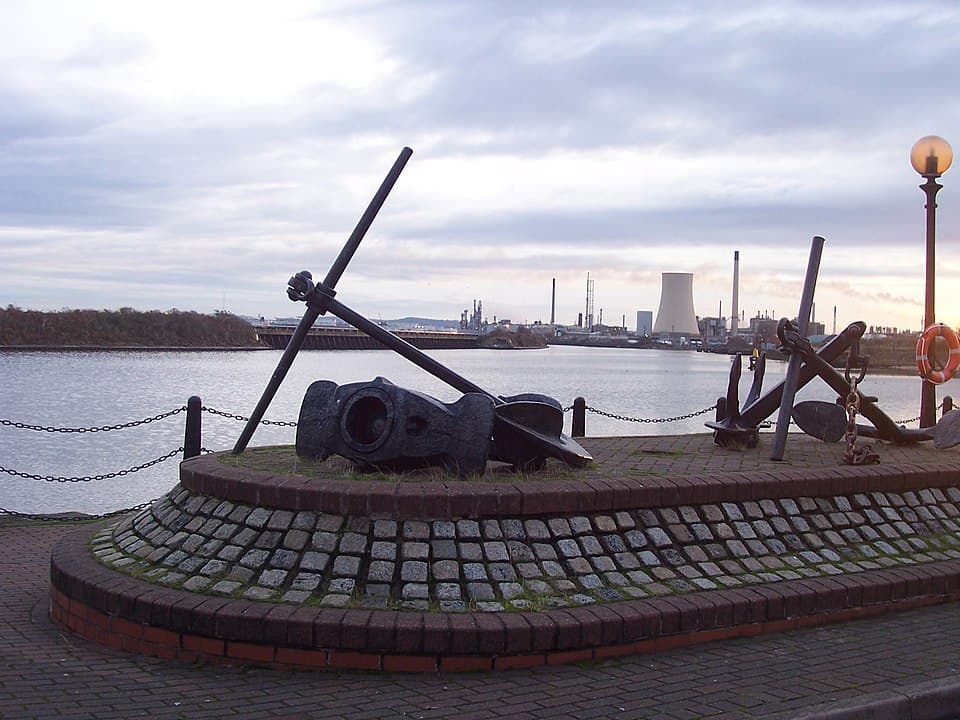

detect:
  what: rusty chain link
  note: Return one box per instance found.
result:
[841,343,880,465]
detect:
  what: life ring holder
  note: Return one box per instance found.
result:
[916,323,960,384]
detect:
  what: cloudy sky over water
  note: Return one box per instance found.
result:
[1,1,959,332]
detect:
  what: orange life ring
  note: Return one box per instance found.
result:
[916,323,960,384]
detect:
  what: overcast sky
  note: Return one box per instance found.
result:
[2,1,958,333]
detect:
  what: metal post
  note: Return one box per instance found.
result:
[572,397,586,438]
[771,236,825,461]
[920,176,943,428]
[944,396,953,417]
[184,396,202,459]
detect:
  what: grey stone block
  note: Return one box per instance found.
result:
[292,573,322,591]
[333,555,361,576]
[431,539,457,559]
[292,511,317,530]
[317,514,344,532]
[489,563,517,581]
[339,532,368,554]
[240,548,270,569]
[200,560,228,577]
[402,583,429,600]
[367,560,395,583]
[481,519,503,539]
[428,520,454,539]
[402,541,429,560]
[374,519,398,538]
[283,529,310,551]
[456,519,481,539]
[258,569,288,588]
[182,576,212,591]
[432,560,460,581]
[270,549,299,569]
[463,562,488,581]
[245,507,272,529]
[524,519,550,540]
[329,578,355,594]
[312,531,338,552]
[403,520,430,539]
[401,560,428,582]
[371,541,398,560]
[300,551,329,572]
[467,583,495,600]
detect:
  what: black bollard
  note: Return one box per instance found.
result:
[184,396,202,459]
[945,396,954,416]
[572,397,586,438]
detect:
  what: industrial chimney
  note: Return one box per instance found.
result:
[731,251,740,335]
[550,278,556,325]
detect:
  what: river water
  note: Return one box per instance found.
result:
[0,346,938,514]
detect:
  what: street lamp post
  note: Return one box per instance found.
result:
[911,135,953,428]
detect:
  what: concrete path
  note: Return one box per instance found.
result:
[4,523,960,719]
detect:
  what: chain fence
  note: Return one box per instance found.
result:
[582,404,717,424]
[0,397,948,521]
[0,406,187,434]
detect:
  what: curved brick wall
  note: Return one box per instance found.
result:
[49,437,960,671]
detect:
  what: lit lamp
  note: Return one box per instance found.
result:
[910,135,953,428]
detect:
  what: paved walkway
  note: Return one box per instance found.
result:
[4,523,960,719]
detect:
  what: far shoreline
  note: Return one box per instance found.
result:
[0,345,269,352]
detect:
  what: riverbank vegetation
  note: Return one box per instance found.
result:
[479,326,547,349]
[0,306,259,348]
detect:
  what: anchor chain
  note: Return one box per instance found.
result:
[841,341,879,465]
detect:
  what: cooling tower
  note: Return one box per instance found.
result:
[653,272,700,336]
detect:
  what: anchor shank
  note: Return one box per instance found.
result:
[233,147,413,454]
[771,236,824,461]
[323,296,494,401]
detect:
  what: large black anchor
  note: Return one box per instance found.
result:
[704,351,767,447]
[233,147,592,472]
[779,319,960,448]
[706,321,866,446]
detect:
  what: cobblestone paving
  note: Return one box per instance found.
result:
[93,483,960,612]
[7,523,960,719]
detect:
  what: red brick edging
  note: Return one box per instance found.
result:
[181,453,960,520]
[50,525,960,672]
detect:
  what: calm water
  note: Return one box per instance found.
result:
[0,346,936,514]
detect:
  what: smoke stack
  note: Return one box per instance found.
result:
[731,250,740,335]
[550,278,556,325]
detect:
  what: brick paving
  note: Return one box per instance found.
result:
[5,522,960,719]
